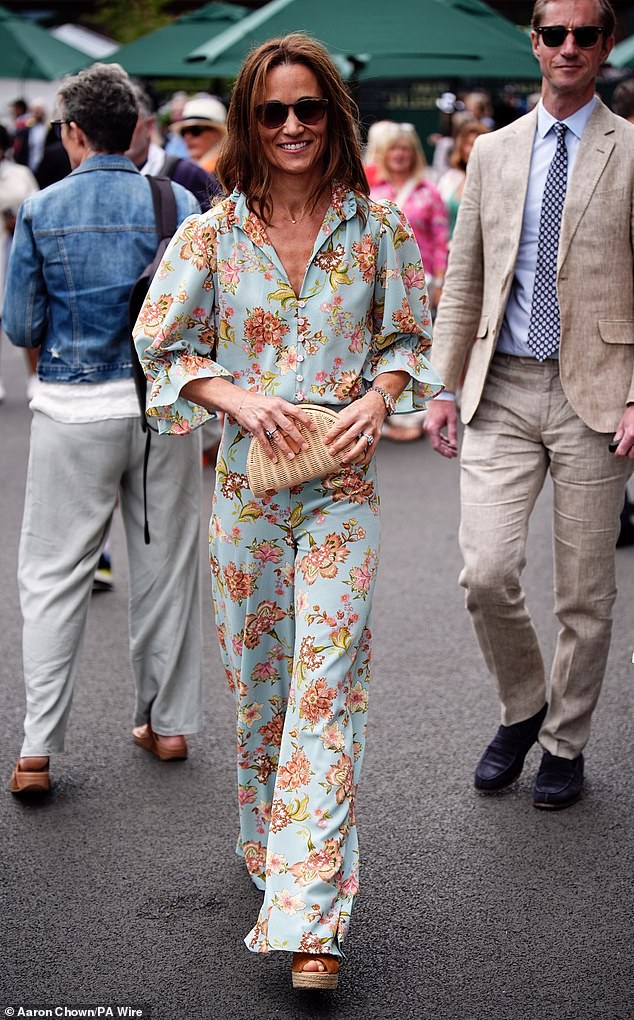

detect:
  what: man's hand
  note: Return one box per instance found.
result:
[610,404,634,460]
[424,398,458,458]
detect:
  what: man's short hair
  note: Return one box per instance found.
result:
[612,79,634,120]
[531,0,616,37]
[57,63,139,154]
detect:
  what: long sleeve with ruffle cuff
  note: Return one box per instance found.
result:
[362,200,444,412]
[133,212,233,436]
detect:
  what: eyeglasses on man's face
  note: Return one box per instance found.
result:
[535,25,606,48]
[50,119,72,139]
[255,98,328,130]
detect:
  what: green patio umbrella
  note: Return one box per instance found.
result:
[185,0,540,81]
[0,4,90,79]
[610,34,634,69]
[105,2,249,78]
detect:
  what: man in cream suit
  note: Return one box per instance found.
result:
[426,0,634,809]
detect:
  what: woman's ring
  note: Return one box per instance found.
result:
[265,427,279,440]
[363,433,374,447]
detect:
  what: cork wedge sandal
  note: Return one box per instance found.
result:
[9,759,50,795]
[133,724,188,761]
[291,953,340,990]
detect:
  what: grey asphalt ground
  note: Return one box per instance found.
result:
[1,338,633,1020]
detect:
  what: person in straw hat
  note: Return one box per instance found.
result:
[173,94,227,173]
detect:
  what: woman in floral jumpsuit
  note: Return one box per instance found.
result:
[134,34,443,989]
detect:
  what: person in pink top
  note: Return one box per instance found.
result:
[371,123,449,439]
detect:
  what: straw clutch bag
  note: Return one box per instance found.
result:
[247,404,346,498]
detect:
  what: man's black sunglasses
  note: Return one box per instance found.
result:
[255,98,328,130]
[535,25,606,48]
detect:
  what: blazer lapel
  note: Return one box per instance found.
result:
[559,100,615,268]
[497,109,536,285]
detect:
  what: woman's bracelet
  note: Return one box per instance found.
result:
[369,385,396,417]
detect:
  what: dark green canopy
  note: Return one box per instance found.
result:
[186,0,540,81]
[105,2,250,78]
[611,34,634,69]
[0,4,90,80]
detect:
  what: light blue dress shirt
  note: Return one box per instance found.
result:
[496,96,597,358]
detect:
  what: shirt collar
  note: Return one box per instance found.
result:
[230,182,359,232]
[536,95,597,141]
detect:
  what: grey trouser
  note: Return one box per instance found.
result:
[18,412,204,756]
[459,355,631,759]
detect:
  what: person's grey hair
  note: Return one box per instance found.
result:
[130,81,154,119]
[612,78,634,120]
[531,0,615,37]
[56,62,139,153]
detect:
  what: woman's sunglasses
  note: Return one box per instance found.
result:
[255,98,328,130]
[181,125,212,138]
[535,25,606,48]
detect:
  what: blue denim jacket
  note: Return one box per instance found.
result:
[2,154,199,383]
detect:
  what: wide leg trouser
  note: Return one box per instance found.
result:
[210,422,381,955]
[18,412,204,756]
[459,355,631,758]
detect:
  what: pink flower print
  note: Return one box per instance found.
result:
[270,798,292,833]
[300,678,337,727]
[289,839,343,887]
[239,701,263,727]
[298,933,325,954]
[298,635,326,672]
[276,747,312,790]
[243,599,286,649]
[347,681,368,714]
[258,714,284,748]
[253,540,284,565]
[402,264,426,292]
[273,889,306,915]
[266,851,288,875]
[325,753,354,805]
[238,784,257,807]
[243,840,267,878]
[321,721,345,752]
[299,533,350,585]
[252,661,279,683]
[243,307,290,353]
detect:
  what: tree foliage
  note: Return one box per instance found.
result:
[84,0,173,45]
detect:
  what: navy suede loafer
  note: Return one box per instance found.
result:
[474,703,548,792]
[533,750,584,810]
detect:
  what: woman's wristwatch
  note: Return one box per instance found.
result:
[370,384,396,416]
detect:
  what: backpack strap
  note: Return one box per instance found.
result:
[161,153,181,180]
[130,175,178,544]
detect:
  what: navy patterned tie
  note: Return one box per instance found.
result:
[527,122,568,361]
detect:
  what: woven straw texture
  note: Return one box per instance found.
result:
[247,404,345,497]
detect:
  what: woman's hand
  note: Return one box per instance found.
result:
[324,391,387,466]
[231,392,317,463]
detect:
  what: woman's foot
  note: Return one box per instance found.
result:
[9,756,50,795]
[291,952,339,990]
[132,724,188,761]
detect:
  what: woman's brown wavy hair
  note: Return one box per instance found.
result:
[216,33,369,224]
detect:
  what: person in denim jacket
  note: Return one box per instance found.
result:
[3,63,204,796]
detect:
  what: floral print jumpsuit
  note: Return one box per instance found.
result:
[134,184,443,956]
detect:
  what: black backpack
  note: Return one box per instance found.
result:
[128,175,178,544]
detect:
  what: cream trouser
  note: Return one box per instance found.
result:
[18,412,204,756]
[459,354,631,758]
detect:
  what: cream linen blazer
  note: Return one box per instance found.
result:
[431,99,634,433]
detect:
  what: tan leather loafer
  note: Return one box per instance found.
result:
[133,724,188,761]
[9,759,50,795]
[291,952,339,990]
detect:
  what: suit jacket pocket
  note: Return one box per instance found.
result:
[598,320,634,345]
